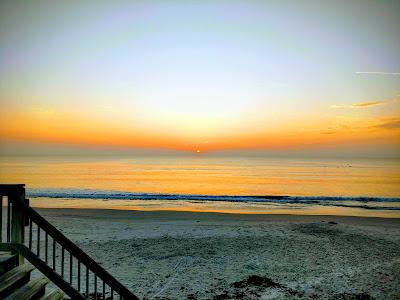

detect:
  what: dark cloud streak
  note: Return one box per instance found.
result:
[375,118,400,129]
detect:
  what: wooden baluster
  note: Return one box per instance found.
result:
[70,252,73,284]
[29,219,32,249]
[78,261,81,292]
[95,275,97,299]
[0,195,2,242]
[45,232,48,263]
[37,226,41,257]
[52,238,56,270]
[61,247,65,277]
[7,197,11,242]
[86,267,89,297]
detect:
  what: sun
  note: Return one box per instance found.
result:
[196,149,201,153]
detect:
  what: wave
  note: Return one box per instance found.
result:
[27,188,400,207]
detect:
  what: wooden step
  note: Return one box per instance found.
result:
[4,276,50,300]
[0,263,35,298]
[39,289,65,300]
[0,252,18,276]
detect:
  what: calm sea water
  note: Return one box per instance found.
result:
[1,155,399,217]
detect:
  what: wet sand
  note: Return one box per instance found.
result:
[37,208,400,299]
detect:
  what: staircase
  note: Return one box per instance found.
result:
[0,251,64,299]
[0,184,139,300]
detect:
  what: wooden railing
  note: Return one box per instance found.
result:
[0,184,139,300]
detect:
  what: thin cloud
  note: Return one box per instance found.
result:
[298,124,348,134]
[330,104,348,109]
[330,101,387,109]
[356,72,400,75]
[351,101,386,108]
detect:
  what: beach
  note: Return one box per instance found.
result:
[36,208,400,299]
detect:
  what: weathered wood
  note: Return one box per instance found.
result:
[17,201,139,300]
[0,263,35,298]
[10,187,25,243]
[1,196,3,242]
[78,261,81,292]
[4,276,49,300]
[39,288,65,300]
[24,198,30,226]
[9,186,25,265]
[1,184,139,300]
[7,198,10,242]
[0,254,18,275]
[0,185,25,196]
[1,243,87,300]
[0,252,17,276]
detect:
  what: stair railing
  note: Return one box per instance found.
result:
[0,184,139,300]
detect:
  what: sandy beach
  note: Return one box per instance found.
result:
[34,208,400,299]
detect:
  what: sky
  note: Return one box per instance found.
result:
[0,0,399,156]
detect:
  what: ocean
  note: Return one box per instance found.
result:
[1,155,399,217]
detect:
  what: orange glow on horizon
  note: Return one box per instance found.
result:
[0,106,399,153]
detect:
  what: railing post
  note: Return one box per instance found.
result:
[10,185,26,264]
[0,195,3,242]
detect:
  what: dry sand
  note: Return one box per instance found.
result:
[36,208,400,300]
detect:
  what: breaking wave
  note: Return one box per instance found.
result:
[27,188,400,211]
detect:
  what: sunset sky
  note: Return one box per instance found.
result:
[1,0,399,156]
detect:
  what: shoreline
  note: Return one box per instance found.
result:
[33,206,400,221]
[29,197,400,218]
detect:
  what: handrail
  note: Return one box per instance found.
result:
[1,185,139,300]
[16,199,139,300]
[0,242,86,300]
